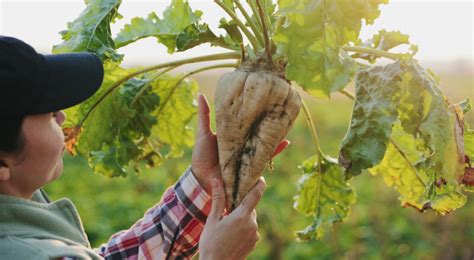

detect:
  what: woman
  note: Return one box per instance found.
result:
[0,36,289,259]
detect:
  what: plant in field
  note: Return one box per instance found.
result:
[56,0,473,240]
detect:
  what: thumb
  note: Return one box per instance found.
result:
[206,178,226,225]
[237,178,266,215]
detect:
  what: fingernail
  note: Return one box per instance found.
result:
[256,178,266,190]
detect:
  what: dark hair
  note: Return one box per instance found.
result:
[0,116,25,166]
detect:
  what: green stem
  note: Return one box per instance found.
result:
[214,0,260,51]
[234,0,264,47]
[78,52,240,127]
[338,89,427,188]
[339,89,355,99]
[249,0,262,29]
[301,96,324,206]
[272,16,285,52]
[256,0,273,66]
[130,66,177,107]
[154,62,239,119]
[250,0,274,51]
[262,0,273,35]
[213,41,241,51]
[342,45,402,60]
[301,98,323,160]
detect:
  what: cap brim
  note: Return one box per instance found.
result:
[31,52,104,114]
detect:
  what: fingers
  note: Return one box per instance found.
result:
[271,140,290,158]
[197,93,212,137]
[237,178,266,215]
[207,178,226,225]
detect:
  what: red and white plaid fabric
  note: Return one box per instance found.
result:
[92,167,212,259]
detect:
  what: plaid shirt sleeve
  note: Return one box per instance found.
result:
[95,167,212,260]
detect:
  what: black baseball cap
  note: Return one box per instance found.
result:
[0,36,104,119]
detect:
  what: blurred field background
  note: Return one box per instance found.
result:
[2,0,471,259]
[45,64,473,260]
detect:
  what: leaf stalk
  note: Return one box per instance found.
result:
[342,45,402,60]
[300,98,323,161]
[256,0,273,66]
[214,0,260,50]
[233,0,264,47]
[79,52,241,127]
[130,66,177,107]
[155,62,239,117]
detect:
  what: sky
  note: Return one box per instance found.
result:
[0,0,472,67]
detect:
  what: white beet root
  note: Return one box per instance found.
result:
[215,69,302,210]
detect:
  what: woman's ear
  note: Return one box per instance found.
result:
[0,160,11,181]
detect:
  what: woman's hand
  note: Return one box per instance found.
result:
[191,93,289,195]
[199,177,265,260]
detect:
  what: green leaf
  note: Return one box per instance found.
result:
[459,100,474,192]
[370,30,410,51]
[114,0,202,53]
[339,62,404,176]
[456,97,472,115]
[67,61,197,177]
[74,61,131,154]
[353,30,410,63]
[218,18,244,47]
[52,0,123,62]
[465,127,474,160]
[175,23,240,52]
[274,0,387,98]
[339,59,468,214]
[457,97,473,161]
[89,77,161,176]
[370,125,428,210]
[340,60,463,178]
[246,0,277,34]
[294,155,356,240]
[73,63,158,176]
[371,124,466,215]
[395,64,428,136]
[146,74,198,166]
[114,0,240,52]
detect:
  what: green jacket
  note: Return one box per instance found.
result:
[0,190,102,259]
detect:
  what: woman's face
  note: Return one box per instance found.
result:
[4,111,66,197]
